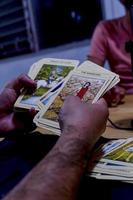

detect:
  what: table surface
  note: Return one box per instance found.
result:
[103,95,133,139]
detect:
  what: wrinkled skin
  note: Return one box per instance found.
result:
[59,96,109,152]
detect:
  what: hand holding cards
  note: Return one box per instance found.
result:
[14,58,119,135]
[14,58,79,111]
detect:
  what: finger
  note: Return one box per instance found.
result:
[0,88,17,111]
[93,98,109,119]
[59,96,81,130]
[13,110,37,132]
[5,74,37,94]
[60,95,81,111]
[64,95,81,104]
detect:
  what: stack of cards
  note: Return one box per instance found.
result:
[87,137,133,183]
[14,58,120,135]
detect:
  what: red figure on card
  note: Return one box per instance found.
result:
[77,82,91,99]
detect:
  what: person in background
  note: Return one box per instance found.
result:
[87,0,133,106]
[0,74,108,200]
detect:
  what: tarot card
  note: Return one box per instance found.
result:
[36,121,61,136]
[91,167,133,178]
[37,70,111,130]
[77,60,119,81]
[37,123,61,135]
[28,63,37,77]
[77,63,117,97]
[33,109,61,135]
[90,159,133,177]
[101,138,133,168]
[37,80,64,110]
[87,138,129,171]
[77,60,120,92]
[88,138,133,175]
[89,172,133,181]
[14,58,79,110]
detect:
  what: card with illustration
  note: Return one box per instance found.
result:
[28,63,37,77]
[77,60,120,91]
[87,138,133,181]
[37,80,64,110]
[88,138,133,167]
[101,139,133,168]
[37,70,110,129]
[87,138,129,172]
[14,58,79,110]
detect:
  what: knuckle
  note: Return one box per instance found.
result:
[18,74,26,81]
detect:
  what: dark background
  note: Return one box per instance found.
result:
[0,0,103,59]
[34,0,103,48]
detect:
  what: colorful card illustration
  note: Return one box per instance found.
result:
[87,138,133,182]
[102,139,133,167]
[77,60,120,92]
[37,70,110,129]
[87,139,128,171]
[14,58,79,110]
[37,80,64,110]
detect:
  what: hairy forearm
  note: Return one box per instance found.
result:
[3,128,91,200]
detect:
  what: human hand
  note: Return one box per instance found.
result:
[59,96,108,152]
[103,86,125,107]
[1,97,108,200]
[0,74,37,136]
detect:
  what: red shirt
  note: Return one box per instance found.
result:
[88,16,133,94]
